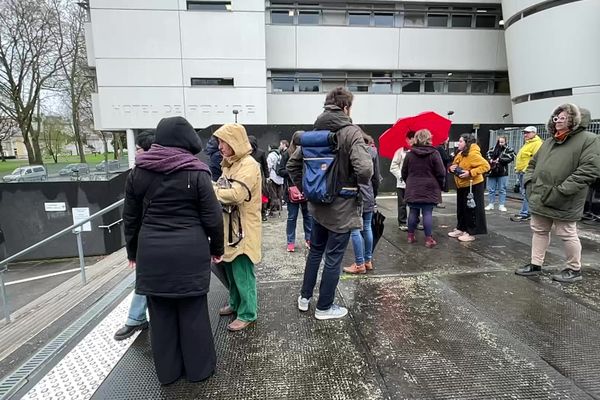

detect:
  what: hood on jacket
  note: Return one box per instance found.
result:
[547,103,590,137]
[204,136,220,155]
[410,145,438,157]
[213,123,252,165]
[154,116,202,154]
[314,105,353,132]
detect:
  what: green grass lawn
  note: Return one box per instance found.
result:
[0,154,128,175]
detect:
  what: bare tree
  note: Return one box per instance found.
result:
[54,0,91,163]
[41,115,70,163]
[0,113,17,162]
[0,0,62,165]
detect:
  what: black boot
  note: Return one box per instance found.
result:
[114,321,149,341]
[515,263,542,276]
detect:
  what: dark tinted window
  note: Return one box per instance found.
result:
[448,81,468,93]
[374,12,394,27]
[298,11,319,24]
[494,80,510,94]
[404,12,425,26]
[349,12,370,26]
[471,81,490,94]
[298,79,320,92]
[347,81,369,92]
[272,10,293,24]
[428,14,448,27]
[272,79,294,92]
[401,80,421,92]
[452,14,472,27]
[187,1,230,11]
[425,80,444,93]
[191,78,234,86]
[475,15,496,28]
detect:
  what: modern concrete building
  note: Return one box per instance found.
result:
[83,0,599,132]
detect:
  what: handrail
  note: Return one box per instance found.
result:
[0,198,125,324]
[98,219,124,232]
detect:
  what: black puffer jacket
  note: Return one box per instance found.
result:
[486,143,515,177]
[123,117,224,298]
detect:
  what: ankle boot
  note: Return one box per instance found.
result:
[407,233,417,244]
[425,236,437,248]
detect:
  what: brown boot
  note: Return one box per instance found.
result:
[219,305,235,316]
[364,260,373,271]
[227,319,254,331]
[343,263,366,274]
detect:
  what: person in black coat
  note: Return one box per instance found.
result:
[248,135,269,221]
[123,116,224,385]
[203,135,222,182]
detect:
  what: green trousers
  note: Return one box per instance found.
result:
[223,254,257,322]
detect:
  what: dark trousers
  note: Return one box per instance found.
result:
[147,295,216,385]
[397,188,407,225]
[301,220,350,311]
[456,182,487,235]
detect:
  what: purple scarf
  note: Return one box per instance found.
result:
[136,144,209,174]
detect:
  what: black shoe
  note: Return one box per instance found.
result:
[510,214,531,222]
[515,263,542,276]
[114,321,149,341]
[552,268,582,283]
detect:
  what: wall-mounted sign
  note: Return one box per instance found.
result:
[72,207,92,232]
[45,202,67,212]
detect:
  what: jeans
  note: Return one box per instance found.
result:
[517,172,530,216]
[487,175,508,206]
[350,212,373,264]
[126,293,148,326]
[301,221,350,311]
[408,204,434,236]
[286,202,313,244]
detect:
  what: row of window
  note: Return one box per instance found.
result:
[270,71,509,95]
[512,88,573,104]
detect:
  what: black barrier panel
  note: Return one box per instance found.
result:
[0,171,129,262]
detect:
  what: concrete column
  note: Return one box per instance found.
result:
[126,129,135,169]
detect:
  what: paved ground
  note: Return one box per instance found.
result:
[7,195,600,399]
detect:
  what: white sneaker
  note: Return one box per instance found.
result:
[314,304,348,320]
[498,205,507,212]
[485,204,494,211]
[297,296,310,312]
[448,229,464,238]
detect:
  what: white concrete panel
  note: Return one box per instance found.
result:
[94,87,185,130]
[182,60,266,87]
[501,0,546,20]
[296,27,399,70]
[91,9,181,58]
[96,59,183,87]
[184,87,267,126]
[90,0,179,9]
[399,29,507,71]
[266,26,296,69]
[180,12,265,59]
[512,92,600,124]
[267,94,512,124]
[505,1,600,97]
[84,23,95,68]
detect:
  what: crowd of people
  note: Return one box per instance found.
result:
[121,87,600,385]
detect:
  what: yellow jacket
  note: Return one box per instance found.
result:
[452,144,490,188]
[515,135,543,172]
[213,124,262,264]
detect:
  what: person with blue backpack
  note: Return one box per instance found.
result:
[287,87,373,320]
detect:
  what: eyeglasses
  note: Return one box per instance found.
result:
[552,115,567,123]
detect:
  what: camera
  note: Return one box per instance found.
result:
[453,166,465,177]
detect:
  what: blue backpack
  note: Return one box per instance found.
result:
[300,130,358,204]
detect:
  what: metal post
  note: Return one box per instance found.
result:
[75,231,87,285]
[126,129,135,169]
[0,269,10,323]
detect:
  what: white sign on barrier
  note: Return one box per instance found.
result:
[72,208,92,232]
[44,202,66,212]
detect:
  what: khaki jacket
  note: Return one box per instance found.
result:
[452,144,490,189]
[214,124,262,264]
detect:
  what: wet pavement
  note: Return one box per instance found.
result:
[21,196,600,399]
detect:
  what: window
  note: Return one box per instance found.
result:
[428,13,448,27]
[401,80,421,93]
[299,79,320,92]
[530,88,572,100]
[403,13,425,27]
[448,80,468,93]
[322,9,345,25]
[271,10,293,24]
[322,80,345,91]
[494,80,510,94]
[451,14,472,28]
[512,94,529,104]
[272,78,294,92]
[191,78,234,86]
[424,80,444,93]
[298,10,319,25]
[374,12,394,27]
[348,12,370,26]
[187,1,231,11]
[475,15,496,28]
[347,80,369,92]
[370,79,392,93]
[471,81,490,94]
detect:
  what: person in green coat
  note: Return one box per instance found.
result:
[515,104,600,283]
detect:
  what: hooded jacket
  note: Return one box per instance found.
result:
[401,145,446,204]
[515,135,543,173]
[123,116,224,298]
[213,124,262,264]
[452,143,490,189]
[525,104,600,221]
[204,136,223,182]
[287,105,373,233]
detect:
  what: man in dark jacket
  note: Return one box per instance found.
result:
[123,116,224,384]
[248,135,269,221]
[203,136,222,182]
[515,104,600,283]
[288,87,372,319]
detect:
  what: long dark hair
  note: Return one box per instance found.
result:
[288,131,304,155]
[460,133,477,157]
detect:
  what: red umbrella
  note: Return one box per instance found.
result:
[379,111,451,159]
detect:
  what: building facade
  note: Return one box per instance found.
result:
[85,0,599,131]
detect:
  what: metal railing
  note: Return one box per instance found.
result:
[0,199,125,324]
